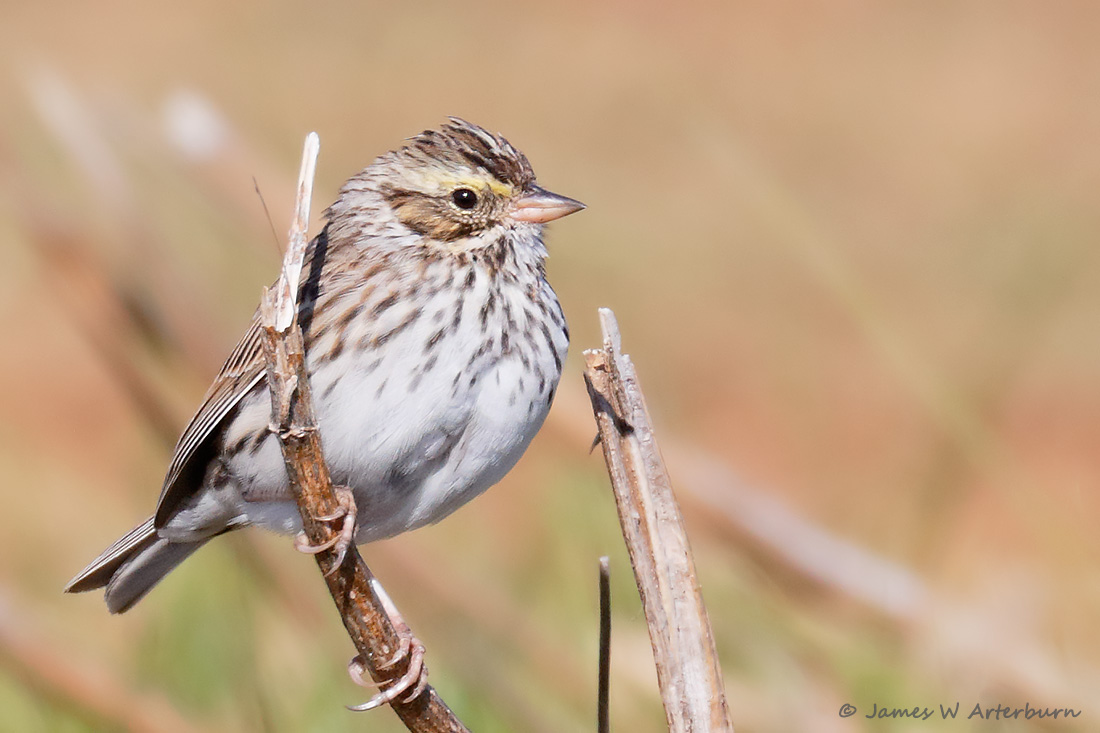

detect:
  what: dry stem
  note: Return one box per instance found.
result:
[597,556,611,733]
[584,308,733,732]
[258,133,469,732]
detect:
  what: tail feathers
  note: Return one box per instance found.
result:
[66,518,158,593]
[66,518,205,614]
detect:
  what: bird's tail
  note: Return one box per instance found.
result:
[65,518,205,614]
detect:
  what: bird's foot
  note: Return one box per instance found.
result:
[293,485,357,576]
[346,579,429,711]
[346,635,428,711]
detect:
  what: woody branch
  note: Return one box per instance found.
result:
[257,132,469,733]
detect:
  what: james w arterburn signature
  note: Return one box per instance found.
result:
[840,701,1082,722]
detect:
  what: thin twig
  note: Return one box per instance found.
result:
[597,556,611,733]
[583,308,733,733]
[258,133,469,732]
[268,132,319,331]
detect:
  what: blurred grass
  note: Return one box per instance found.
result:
[2,1,1100,731]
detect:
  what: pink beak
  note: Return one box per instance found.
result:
[511,186,586,224]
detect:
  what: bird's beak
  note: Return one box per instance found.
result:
[511,186,586,224]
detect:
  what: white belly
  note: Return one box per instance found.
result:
[216,270,567,543]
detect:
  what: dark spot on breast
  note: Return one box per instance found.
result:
[357,263,384,287]
[422,278,445,299]
[465,339,492,370]
[502,301,517,332]
[479,291,497,331]
[337,302,364,330]
[310,321,332,345]
[372,307,421,347]
[538,320,563,372]
[247,432,267,457]
[327,336,345,361]
[225,432,250,457]
[371,293,399,319]
[425,327,446,353]
[485,235,508,274]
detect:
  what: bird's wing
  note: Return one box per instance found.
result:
[153,310,268,526]
[152,226,335,526]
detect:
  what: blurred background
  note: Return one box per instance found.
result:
[1,1,1099,731]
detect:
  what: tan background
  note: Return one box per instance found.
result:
[1,1,1098,730]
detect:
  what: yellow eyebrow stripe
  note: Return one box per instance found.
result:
[409,168,514,198]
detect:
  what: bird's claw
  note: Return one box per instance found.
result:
[346,635,429,711]
[293,485,357,576]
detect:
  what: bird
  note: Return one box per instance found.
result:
[66,118,584,616]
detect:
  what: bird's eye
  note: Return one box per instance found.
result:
[452,188,478,210]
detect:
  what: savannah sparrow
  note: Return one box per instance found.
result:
[67,118,584,613]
